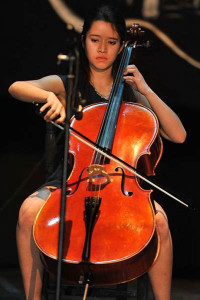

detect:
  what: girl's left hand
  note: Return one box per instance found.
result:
[123,65,152,96]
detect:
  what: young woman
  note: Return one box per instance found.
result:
[9,5,186,300]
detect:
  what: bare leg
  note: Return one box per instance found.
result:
[16,188,51,300]
[148,201,173,300]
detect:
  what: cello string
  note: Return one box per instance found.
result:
[94,45,130,199]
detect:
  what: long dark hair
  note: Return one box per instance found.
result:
[78,4,135,102]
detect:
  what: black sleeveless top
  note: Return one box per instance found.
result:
[42,75,136,188]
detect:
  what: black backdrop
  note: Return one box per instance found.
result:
[1,0,200,279]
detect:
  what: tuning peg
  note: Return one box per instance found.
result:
[127,23,145,39]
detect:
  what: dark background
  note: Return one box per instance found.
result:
[1,0,200,279]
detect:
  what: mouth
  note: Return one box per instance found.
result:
[96,57,107,61]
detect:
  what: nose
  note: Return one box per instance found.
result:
[98,41,106,53]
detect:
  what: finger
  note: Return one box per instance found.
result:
[123,75,136,82]
[40,102,50,112]
[43,107,57,120]
[55,116,65,123]
[55,110,66,123]
[38,104,51,119]
[123,77,137,90]
[124,65,137,74]
[47,107,62,121]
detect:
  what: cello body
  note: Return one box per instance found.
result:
[33,101,162,285]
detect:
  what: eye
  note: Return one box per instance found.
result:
[108,40,117,45]
[91,38,99,43]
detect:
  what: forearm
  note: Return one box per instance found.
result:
[124,64,187,143]
[8,81,50,103]
[144,90,186,143]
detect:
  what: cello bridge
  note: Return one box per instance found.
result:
[87,164,113,184]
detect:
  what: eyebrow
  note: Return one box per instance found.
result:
[89,34,119,40]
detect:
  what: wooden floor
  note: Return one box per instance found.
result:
[0,268,200,300]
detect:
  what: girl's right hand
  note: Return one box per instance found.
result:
[40,92,66,123]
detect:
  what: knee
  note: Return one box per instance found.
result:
[155,212,170,242]
[17,196,43,231]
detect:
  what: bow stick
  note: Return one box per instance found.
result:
[48,118,194,211]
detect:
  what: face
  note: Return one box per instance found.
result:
[84,20,123,73]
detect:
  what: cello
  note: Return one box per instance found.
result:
[33,24,162,289]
